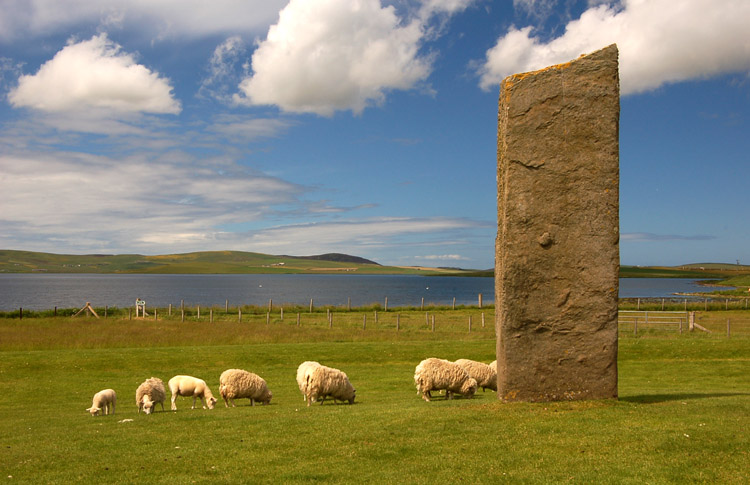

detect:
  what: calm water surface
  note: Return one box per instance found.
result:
[0,274,723,311]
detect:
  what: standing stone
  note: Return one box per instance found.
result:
[495,44,620,402]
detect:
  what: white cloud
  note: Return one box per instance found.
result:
[241,217,484,254]
[0,150,305,253]
[8,34,180,114]
[235,0,434,115]
[478,0,750,95]
[417,254,468,260]
[0,0,288,41]
[200,36,247,102]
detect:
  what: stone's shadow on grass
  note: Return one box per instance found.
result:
[620,392,750,404]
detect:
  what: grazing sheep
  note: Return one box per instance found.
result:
[414,358,477,402]
[219,369,272,407]
[135,377,166,415]
[168,375,217,410]
[455,359,497,392]
[304,364,356,406]
[86,389,116,416]
[296,361,321,402]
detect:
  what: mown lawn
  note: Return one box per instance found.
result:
[0,315,748,483]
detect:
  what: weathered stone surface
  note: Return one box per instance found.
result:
[495,44,620,402]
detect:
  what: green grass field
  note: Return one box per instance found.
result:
[1,312,748,483]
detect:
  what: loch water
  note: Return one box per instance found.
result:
[0,274,723,311]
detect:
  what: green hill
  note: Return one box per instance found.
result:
[0,250,462,275]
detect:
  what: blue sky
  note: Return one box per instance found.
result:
[1,0,748,269]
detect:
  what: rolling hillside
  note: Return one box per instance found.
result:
[0,250,460,275]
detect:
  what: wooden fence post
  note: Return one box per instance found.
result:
[280,307,284,320]
[310,299,314,313]
[478,293,483,309]
[421,297,424,310]
[197,306,201,319]
[129,308,132,320]
[154,308,158,321]
[374,310,378,323]
[210,308,213,323]
[347,297,351,311]
[19,307,22,320]
[297,313,300,326]
[469,315,472,332]
[54,306,57,317]
[363,314,366,330]
[269,299,273,312]
[169,303,172,316]
[431,315,435,332]
[396,314,400,331]
[452,297,456,310]
[238,309,242,323]
[384,297,388,312]
[481,312,485,328]
[181,309,184,323]
[226,299,229,313]
[266,312,270,325]
[104,306,108,319]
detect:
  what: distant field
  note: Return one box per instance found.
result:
[0,310,748,483]
[0,249,467,275]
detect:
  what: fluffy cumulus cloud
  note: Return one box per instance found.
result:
[478,0,750,94]
[236,0,434,115]
[8,34,180,114]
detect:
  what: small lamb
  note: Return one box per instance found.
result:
[219,369,272,407]
[414,358,477,402]
[168,375,217,410]
[86,389,116,416]
[136,377,166,414]
[304,364,356,406]
[455,359,497,392]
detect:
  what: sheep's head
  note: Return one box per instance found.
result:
[207,396,217,409]
[260,389,273,405]
[141,396,154,414]
[86,406,100,416]
[461,378,478,398]
[345,387,356,404]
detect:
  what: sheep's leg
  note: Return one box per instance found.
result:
[319,395,326,405]
[171,394,177,411]
[160,401,164,412]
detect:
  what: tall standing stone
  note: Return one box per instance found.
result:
[495,44,620,402]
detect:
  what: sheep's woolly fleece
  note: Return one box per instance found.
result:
[136,377,166,415]
[414,358,478,402]
[304,364,356,406]
[455,359,497,392]
[219,368,272,407]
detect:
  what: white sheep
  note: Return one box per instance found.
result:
[455,359,497,392]
[168,375,217,410]
[296,361,321,402]
[86,389,116,416]
[219,369,272,407]
[304,364,356,406]
[135,377,166,415]
[414,358,477,402]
